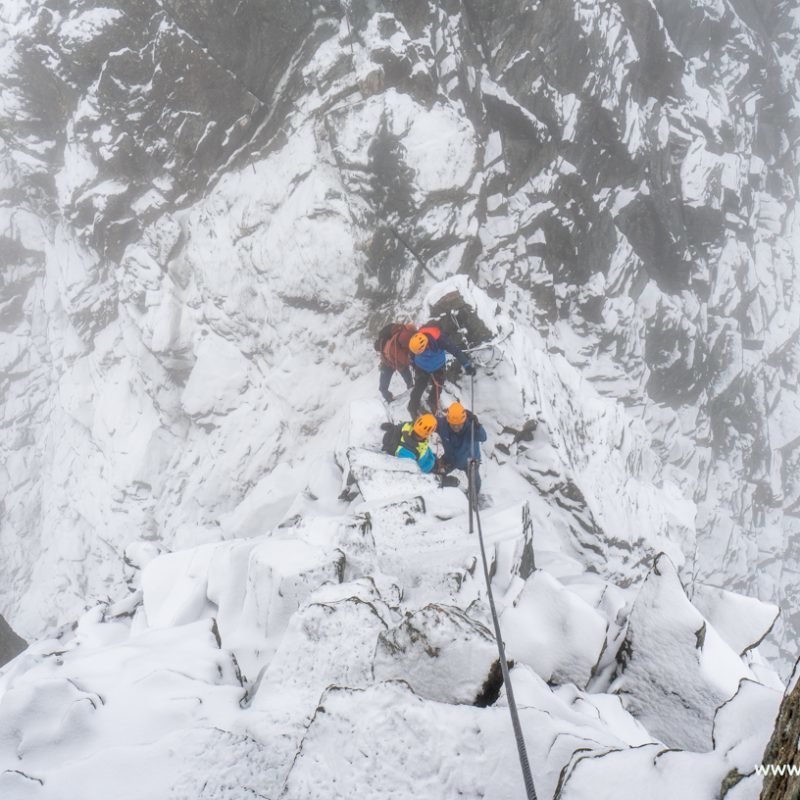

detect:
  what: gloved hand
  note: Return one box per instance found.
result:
[464,363,476,376]
[383,391,394,402]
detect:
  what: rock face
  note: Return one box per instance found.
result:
[758,669,800,800]
[0,0,799,797]
[2,0,798,667]
[610,554,753,752]
[373,603,498,704]
[501,569,608,689]
[0,616,26,668]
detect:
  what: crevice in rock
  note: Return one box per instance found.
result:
[473,658,506,707]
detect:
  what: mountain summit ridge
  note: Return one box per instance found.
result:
[1,0,799,796]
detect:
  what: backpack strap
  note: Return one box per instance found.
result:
[375,323,400,352]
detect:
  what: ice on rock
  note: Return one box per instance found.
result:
[610,554,752,752]
[58,8,124,49]
[123,540,162,571]
[691,584,779,656]
[264,590,394,694]
[555,744,728,800]
[57,356,96,429]
[142,544,219,629]
[0,769,44,798]
[218,461,306,539]
[285,665,697,800]
[213,537,344,675]
[338,398,395,456]
[180,334,252,417]
[143,535,345,679]
[506,666,660,793]
[373,604,498,705]
[364,491,480,587]
[282,682,529,800]
[128,727,274,800]
[501,570,608,688]
[393,94,477,195]
[489,502,536,593]
[0,618,246,800]
[343,447,440,502]
[0,678,100,759]
[711,678,782,774]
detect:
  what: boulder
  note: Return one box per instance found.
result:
[610,554,751,752]
[501,570,608,688]
[374,604,498,705]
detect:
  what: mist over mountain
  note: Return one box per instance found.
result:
[1,0,799,797]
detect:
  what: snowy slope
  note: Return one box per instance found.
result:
[0,279,788,799]
[1,0,800,797]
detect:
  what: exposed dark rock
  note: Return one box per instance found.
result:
[0,614,26,667]
[759,667,800,799]
[473,658,504,707]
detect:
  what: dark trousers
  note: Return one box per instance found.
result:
[442,460,481,494]
[408,367,445,417]
[379,364,413,401]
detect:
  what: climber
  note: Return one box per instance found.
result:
[394,413,438,473]
[374,322,416,403]
[407,323,474,418]
[436,402,487,493]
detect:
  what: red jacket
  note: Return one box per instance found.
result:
[382,324,415,370]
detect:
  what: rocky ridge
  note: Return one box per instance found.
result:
[1,0,799,797]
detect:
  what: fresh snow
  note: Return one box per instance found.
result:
[1,1,798,797]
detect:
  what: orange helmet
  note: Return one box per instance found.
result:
[446,402,467,426]
[409,333,429,354]
[413,414,437,438]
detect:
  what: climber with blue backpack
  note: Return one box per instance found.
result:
[436,402,487,493]
[407,323,475,418]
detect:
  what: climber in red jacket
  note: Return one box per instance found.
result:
[375,322,416,403]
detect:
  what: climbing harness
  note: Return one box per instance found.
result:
[467,373,538,800]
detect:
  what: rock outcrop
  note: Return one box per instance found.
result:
[0,0,798,796]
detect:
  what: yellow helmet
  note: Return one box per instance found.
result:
[413,414,437,438]
[409,333,429,354]
[446,402,467,426]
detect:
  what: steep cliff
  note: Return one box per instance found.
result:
[1,0,798,797]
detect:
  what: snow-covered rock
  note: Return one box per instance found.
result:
[611,554,753,752]
[502,570,608,688]
[282,681,529,800]
[692,583,779,656]
[373,603,498,705]
[1,0,798,795]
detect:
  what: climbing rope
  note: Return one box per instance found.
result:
[431,372,443,416]
[467,374,538,800]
